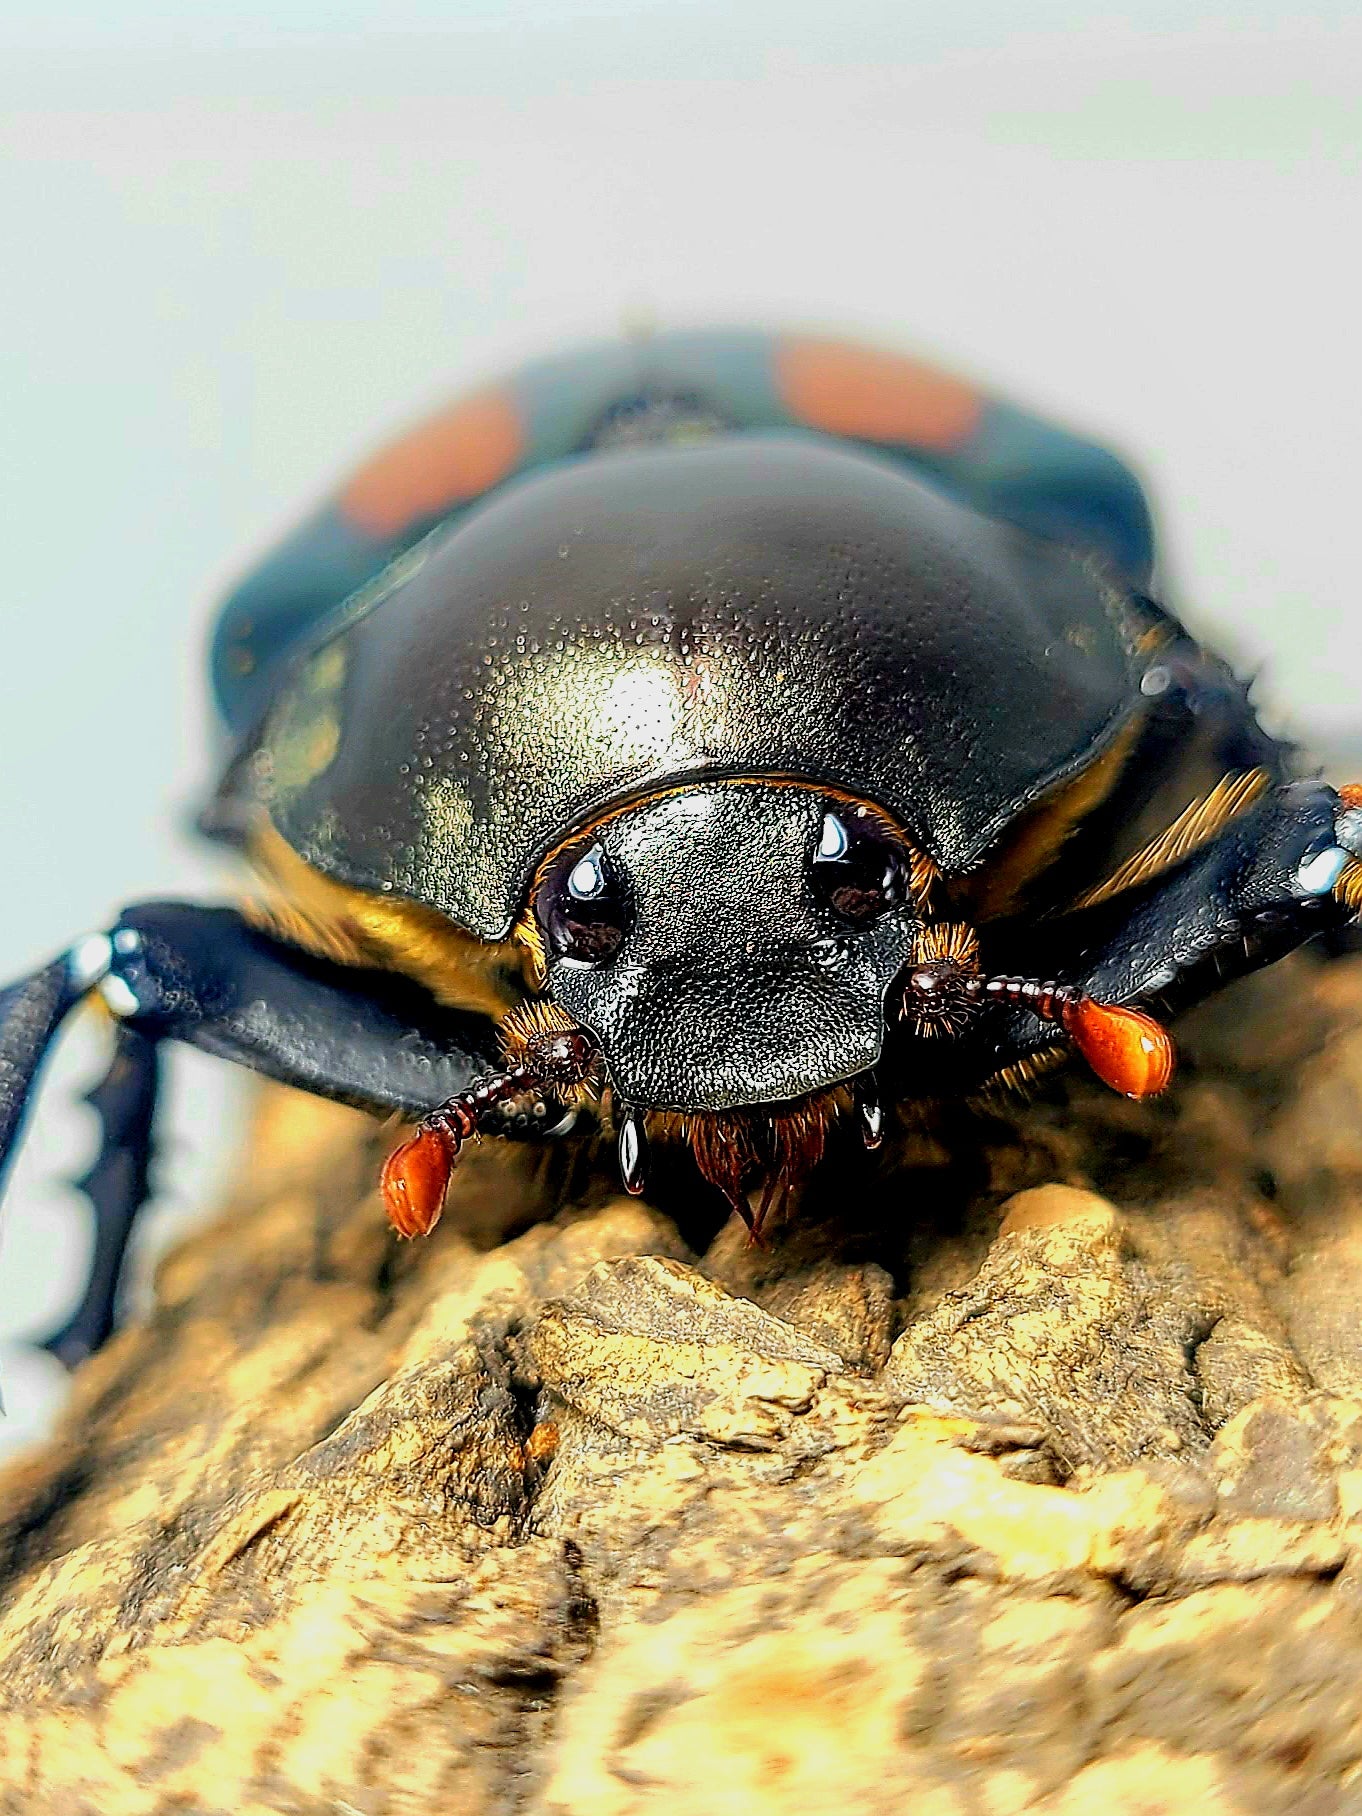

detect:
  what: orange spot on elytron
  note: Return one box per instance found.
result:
[381,1125,453,1238]
[340,387,523,538]
[776,335,983,453]
[1061,998,1175,1099]
[1339,783,1362,811]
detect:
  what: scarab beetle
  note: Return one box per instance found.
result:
[4,326,1361,1365]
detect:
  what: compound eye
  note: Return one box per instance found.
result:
[811,807,911,926]
[537,840,631,963]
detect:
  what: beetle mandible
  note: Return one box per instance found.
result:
[4,326,1360,1364]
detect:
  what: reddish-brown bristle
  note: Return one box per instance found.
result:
[1060,999,1175,1099]
[678,1093,841,1234]
[381,1126,454,1238]
[686,1111,759,1217]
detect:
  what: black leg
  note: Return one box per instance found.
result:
[891,778,1362,1091]
[0,953,92,1196]
[977,777,1361,1076]
[0,902,507,1363]
[40,1025,160,1368]
[100,902,501,1116]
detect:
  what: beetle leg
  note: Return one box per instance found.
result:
[87,902,504,1116]
[0,945,102,1200]
[966,778,1362,1087]
[0,939,160,1365]
[1053,779,1361,1006]
[41,1025,160,1368]
[0,901,511,1361]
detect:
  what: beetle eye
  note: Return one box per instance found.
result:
[537,840,631,963]
[811,807,910,925]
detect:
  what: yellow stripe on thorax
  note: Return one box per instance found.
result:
[244,819,537,1019]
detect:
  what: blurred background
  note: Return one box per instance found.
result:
[0,0,1357,1451]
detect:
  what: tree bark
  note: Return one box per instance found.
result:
[5,956,1362,1812]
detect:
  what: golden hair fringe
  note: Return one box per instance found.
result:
[1072,768,1271,910]
[1334,860,1362,915]
[986,1047,1069,1099]
[244,819,538,1019]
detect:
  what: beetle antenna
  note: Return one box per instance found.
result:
[381,1021,601,1238]
[901,959,1175,1101]
[975,977,1174,1099]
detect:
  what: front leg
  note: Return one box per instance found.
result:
[898,779,1362,1093]
[0,947,106,1193]
[0,903,507,1362]
[41,1026,159,1367]
[1038,779,1361,1011]
[100,903,502,1116]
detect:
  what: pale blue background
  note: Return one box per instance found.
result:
[0,0,1358,1448]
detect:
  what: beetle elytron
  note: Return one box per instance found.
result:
[4,327,1361,1364]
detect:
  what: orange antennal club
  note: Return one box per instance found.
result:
[1059,997,1175,1098]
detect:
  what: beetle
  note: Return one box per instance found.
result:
[4,325,1361,1366]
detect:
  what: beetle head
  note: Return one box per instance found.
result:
[527,781,922,1114]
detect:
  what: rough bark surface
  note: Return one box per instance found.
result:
[6,957,1362,1812]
